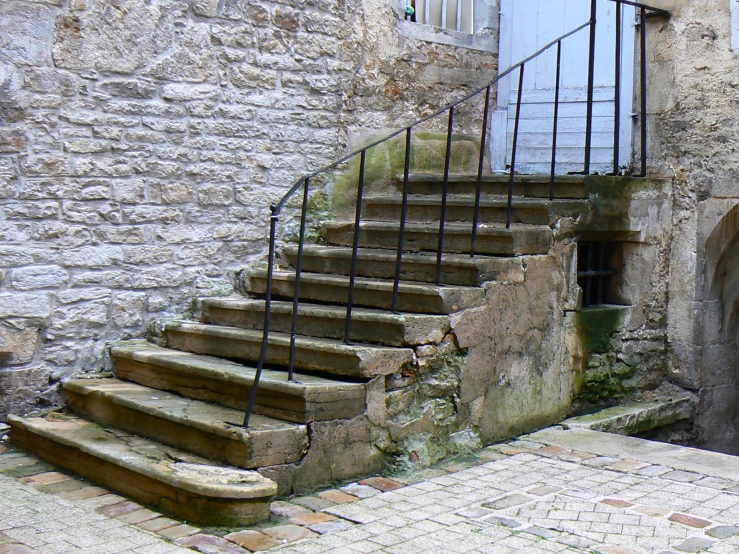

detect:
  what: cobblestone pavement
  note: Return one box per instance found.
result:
[5,427,739,553]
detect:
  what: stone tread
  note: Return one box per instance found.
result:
[363,194,589,208]
[111,342,367,422]
[199,297,451,346]
[163,321,414,377]
[281,245,524,286]
[321,220,553,255]
[63,378,308,467]
[247,269,487,314]
[8,414,277,500]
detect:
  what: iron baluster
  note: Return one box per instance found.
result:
[243,207,279,428]
[470,86,491,258]
[550,41,562,201]
[613,1,622,175]
[392,128,413,313]
[436,107,455,285]
[287,178,310,382]
[344,151,367,345]
[639,7,648,177]
[583,0,597,174]
[506,64,525,230]
[597,241,607,305]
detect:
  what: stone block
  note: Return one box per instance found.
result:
[62,246,124,268]
[24,68,77,96]
[11,266,69,290]
[95,79,157,99]
[53,0,174,73]
[0,326,39,365]
[148,22,217,83]
[189,0,219,17]
[161,83,221,102]
[0,128,28,153]
[111,292,146,327]
[230,65,278,89]
[0,293,51,319]
[0,4,51,66]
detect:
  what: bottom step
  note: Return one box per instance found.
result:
[9,413,277,526]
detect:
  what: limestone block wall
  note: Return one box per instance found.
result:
[645,0,739,452]
[0,0,498,419]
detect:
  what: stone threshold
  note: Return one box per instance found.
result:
[560,397,694,436]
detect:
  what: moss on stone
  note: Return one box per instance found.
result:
[576,306,628,354]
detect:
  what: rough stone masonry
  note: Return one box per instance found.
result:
[0,0,498,419]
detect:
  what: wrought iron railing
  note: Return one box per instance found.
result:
[242,0,670,427]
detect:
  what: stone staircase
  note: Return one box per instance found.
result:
[8,173,592,526]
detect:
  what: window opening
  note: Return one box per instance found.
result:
[406,0,475,34]
[577,242,619,307]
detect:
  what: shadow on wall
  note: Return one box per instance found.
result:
[699,204,739,454]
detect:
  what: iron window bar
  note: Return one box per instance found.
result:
[242,0,670,428]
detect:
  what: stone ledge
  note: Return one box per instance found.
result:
[561,398,694,436]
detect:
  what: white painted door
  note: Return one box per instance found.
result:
[491,0,635,174]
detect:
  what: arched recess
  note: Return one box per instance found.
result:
[699,202,739,453]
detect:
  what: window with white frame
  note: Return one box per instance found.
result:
[396,0,497,52]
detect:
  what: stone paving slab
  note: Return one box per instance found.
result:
[8,428,739,553]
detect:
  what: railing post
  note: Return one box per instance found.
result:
[287,179,309,382]
[550,41,562,201]
[583,0,597,174]
[391,128,413,313]
[639,7,648,177]
[506,64,525,229]
[436,107,455,285]
[243,206,279,429]
[344,151,366,345]
[470,86,491,258]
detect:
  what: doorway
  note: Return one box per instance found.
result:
[491,0,636,175]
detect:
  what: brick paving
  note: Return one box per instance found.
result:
[6,428,739,553]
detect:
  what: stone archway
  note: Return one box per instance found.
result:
[698,203,739,453]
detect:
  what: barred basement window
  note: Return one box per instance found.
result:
[577,242,620,308]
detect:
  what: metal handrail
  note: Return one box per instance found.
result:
[242,0,670,427]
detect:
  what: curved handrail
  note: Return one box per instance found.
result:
[242,0,670,428]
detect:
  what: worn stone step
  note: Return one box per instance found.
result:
[8,413,277,526]
[199,298,450,346]
[162,321,414,378]
[247,270,486,314]
[63,379,309,469]
[403,173,588,198]
[321,221,553,256]
[362,195,589,226]
[112,342,366,423]
[282,245,524,287]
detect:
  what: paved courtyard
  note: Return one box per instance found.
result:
[5,426,739,553]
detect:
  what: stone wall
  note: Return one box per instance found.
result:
[0,0,498,419]
[644,0,739,452]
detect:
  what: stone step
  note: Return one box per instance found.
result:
[403,173,588,198]
[8,413,277,526]
[63,379,309,469]
[246,270,486,314]
[162,321,414,378]
[111,342,366,423]
[321,220,552,256]
[282,245,524,287]
[199,298,450,346]
[362,195,589,226]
